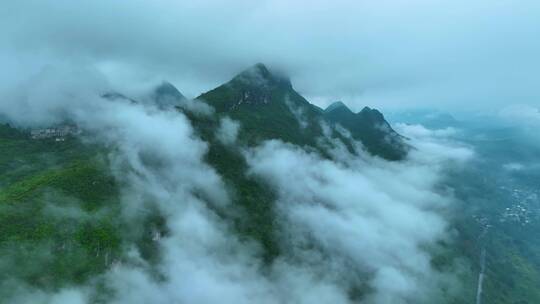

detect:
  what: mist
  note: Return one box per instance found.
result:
[0,65,474,303]
[1,0,539,111]
[0,1,537,303]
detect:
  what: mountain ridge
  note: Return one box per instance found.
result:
[197,63,408,160]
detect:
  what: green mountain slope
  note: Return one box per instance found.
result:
[2,73,539,303]
[0,124,123,289]
[3,64,490,303]
[324,101,408,160]
[197,63,325,148]
[197,63,406,160]
[0,64,409,297]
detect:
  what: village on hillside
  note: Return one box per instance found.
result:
[30,125,80,141]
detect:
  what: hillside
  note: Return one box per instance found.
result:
[324,101,407,160]
[6,64,536,303]
[0,64,413,301]
[197,63,407,160]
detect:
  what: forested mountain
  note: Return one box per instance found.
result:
[1,64,537,304]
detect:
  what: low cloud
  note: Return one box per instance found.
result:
[284,95,309,129]
[216,117,240,145]
[0,282,87,304]
[395,124,474,164]
[0,65,473,303]
[0,65,246,303]
[244,127,473,303]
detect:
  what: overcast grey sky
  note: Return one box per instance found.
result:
[1,0,538,111]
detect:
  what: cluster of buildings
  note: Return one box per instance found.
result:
[30,125,79,140]
[474,185,539,229]
[500,204,532,225]
[498,186,539,226]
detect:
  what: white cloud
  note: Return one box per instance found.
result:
[0,65,258,303]
[285,95,309,129]
[0,64,473,303]
[216,117,240,145]
[0,281,88,304]
[244,128,473,302]
[395,123,474,164]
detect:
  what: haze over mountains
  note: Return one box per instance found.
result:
[102,63,407,160]
[1,1,539,303]
[0,60,538,304]
[0,63,476,303]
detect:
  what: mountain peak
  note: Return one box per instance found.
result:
[323,104,407,160]
[358,106,385,123]
[197,63,296,110]
[154,81,185,100]
[151,81,186,108]
[325,101,351,113]
[252,62,271,76]
[233,63,292,90]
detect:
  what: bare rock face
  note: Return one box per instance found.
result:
[232,90,270,109]
[229,63,291,109]
[197,63,293,111]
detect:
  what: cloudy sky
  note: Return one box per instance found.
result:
[1,0,539,111]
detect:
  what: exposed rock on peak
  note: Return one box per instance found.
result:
[198,63,295,111]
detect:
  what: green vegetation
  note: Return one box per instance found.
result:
[197,63,406,160]
[443,145,540,304]
[183,110,280,261]
[0,123,122,289]
[198,64,325,147]
[323,102,408,160]
[1,65,538,304]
